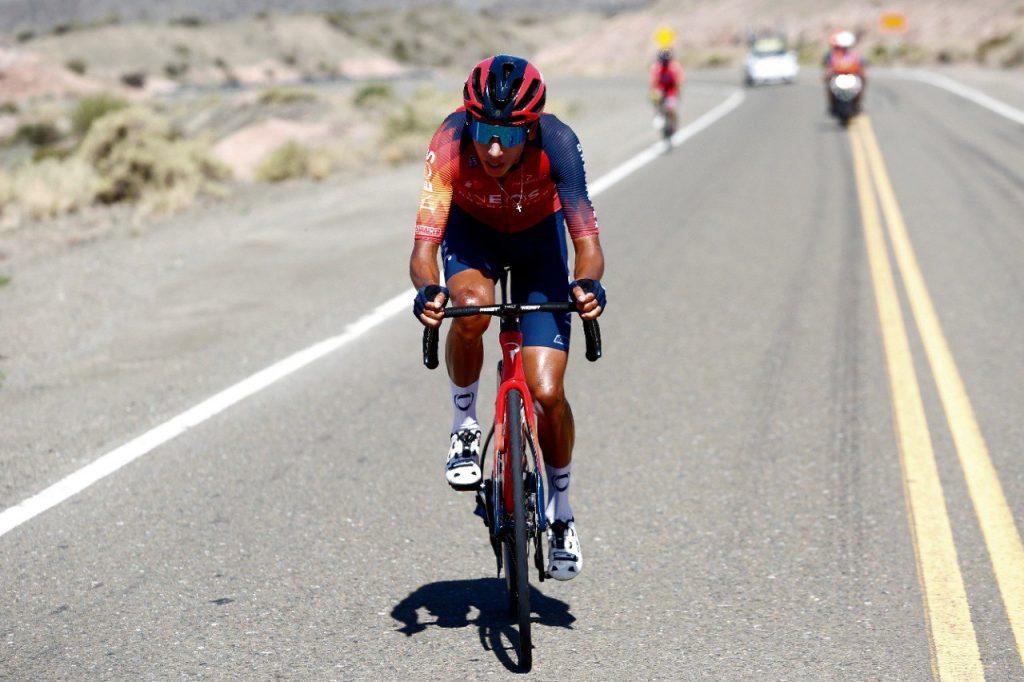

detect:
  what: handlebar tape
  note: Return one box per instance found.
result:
[423,326,439,369]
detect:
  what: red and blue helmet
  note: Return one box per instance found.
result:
[463,55,546,125]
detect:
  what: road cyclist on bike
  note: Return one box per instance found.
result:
[649,47,685,139]
[410,55,606,581]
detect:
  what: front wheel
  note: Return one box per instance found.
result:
[503,389,532,671]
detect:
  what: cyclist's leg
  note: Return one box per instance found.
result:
[440,207,498,488]
[522,347,573,468]
[509,213,575,469]
[440,206,499,387]
[664,93,679,131]
[445,268,495,384]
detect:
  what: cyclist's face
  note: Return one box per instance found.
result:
[472,137,525,178]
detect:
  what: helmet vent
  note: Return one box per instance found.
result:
[471,66,485,104]
[529,89,546,113]
[520,79,541,108]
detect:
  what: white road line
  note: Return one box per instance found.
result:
[589,89,746,196]
[893,69,1024,127]
[0,87,746,540]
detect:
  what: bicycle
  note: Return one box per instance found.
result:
[421,271,602,671]
[653,94,677,143]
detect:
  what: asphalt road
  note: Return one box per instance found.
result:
[2,70,1024,679]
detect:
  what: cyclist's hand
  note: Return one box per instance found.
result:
[414,284,449,328]
[570,279,606,321]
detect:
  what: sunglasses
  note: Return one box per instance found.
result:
[468,119,527,148]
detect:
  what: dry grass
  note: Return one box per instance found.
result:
[2,157,98,221]
[378,86,460,166]
[255,141,334,182]
[257,87,318,106]
[79,107,230,213]
[1,106,231,225]
[70,93,127,136]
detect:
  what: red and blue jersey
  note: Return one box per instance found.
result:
[650,61,685,97]
[414,110,599,244]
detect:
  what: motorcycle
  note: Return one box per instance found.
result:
[829,73,863,126]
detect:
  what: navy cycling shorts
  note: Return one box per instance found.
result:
[441,204,572,351]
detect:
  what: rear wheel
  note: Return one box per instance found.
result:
[503,389,532,671]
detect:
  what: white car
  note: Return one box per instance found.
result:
[743,37,799,86]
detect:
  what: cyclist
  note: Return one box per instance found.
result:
[649,48,685,135]
[410,55,606,581]
[823,30,866,112]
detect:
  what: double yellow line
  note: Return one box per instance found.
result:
[850,116,1024,679]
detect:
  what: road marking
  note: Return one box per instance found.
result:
[893,69,1024,127]
[588,89,745,196]
[849,118,984,680]
[860,117,1024,666]
[0,89,747,540]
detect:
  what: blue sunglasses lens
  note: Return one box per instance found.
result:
[469,120,526,147]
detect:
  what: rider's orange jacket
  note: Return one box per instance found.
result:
[825,48,865,77]
[649,61,685,97]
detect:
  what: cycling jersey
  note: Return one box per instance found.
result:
[414,110,598,244]
[649,61,685,97]
[414,109,599,350]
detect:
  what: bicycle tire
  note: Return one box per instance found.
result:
[504,388,532,671]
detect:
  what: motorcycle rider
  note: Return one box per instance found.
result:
[649,48,685,135]
[823,30,866,114]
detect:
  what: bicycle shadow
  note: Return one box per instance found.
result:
[391,578,575,673]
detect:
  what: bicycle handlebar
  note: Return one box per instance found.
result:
[422,302,602,369]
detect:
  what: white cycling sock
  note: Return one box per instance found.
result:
[545,462,573,523]
[450,379,479,432]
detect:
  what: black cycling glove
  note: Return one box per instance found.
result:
[569,278,607,310]
[413,284,449,321]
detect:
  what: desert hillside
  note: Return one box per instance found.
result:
[1,0,1021,233]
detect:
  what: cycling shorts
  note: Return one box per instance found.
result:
[441,204,572,351]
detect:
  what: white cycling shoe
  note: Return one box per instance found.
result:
[546,518,582,581]
[445,426,482,491]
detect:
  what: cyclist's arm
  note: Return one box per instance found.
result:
[572,234,604,282]
[410,113,462,288]
[543,116,598,242]
[410,240,440,290]
[541,115,605,318]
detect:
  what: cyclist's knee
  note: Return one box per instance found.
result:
[531,381,567,414]
[450,288,492,339]
[452,314,490,339]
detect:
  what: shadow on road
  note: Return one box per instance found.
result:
[391,578,575,672]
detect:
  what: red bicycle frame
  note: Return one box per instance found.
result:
[492,328,545,515]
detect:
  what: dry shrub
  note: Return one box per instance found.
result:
[71,94,127,137]
[6,158,99,220]
[258,87,318,106]
[255,141,334,182]
[78,107,230,213]
[0,169,13,211]
[353,82,393,108]
[379,87,460,165]
[14,120,62,147]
